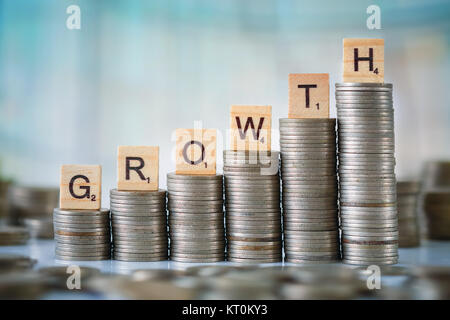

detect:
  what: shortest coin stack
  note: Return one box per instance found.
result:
[397,181,421,247]
[53,208,111,261]
[167,173,225,263]
[110,189,168,262]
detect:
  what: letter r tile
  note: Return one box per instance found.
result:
[117,146,159,191]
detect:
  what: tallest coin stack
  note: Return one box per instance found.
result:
[336,83,398,265]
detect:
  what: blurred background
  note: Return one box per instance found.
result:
[0,0,449,195]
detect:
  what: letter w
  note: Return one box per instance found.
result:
[235,117,265,140]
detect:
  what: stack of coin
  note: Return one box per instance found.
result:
[0,226,30,245]
[167,173,225,263]
[279,118,340,263]
[0,180,10,224]
[423,191,450,240]
[421,161,450,239]
[53,208,111,261]
[8,186,58,238]
[397,181,421,247]
[110,189,168,262]
[0,254,36,273]
[223,150,282,263]
[336,83,398,265]
[422,161,450,189]
[22,217,54,239]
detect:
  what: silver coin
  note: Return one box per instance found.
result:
[55,254,110,261]
[340,209,397,217]
[226,257,281,264]
[338,122,393,127]
[113,251,168,258]
[226,188,280,194]
[166,185,223,194]
[224,181,280,188]
[342,234,398,242]
[335,82,392,88]
[111,212,166,219]
[337,112,394,119]
[113,245,168,253]
[110,188,166,197]
[283,214,337,221]
[337,129,394,135]
[280,138,336,144]
[55,245,110,253]
[336,95,393,100]
[225,175,280,182]
[169,256,224,263]
[170,251,225,258]
[53,208,110,217]
[169,213,223,220]
[55,248,111,257]
[279,123,335,129]
[279,133,335,140]
[282,185,337,192]
[227,251,281,259]
[113,239,168,247]
[54,234,109,241]
[113,256,167,262]
[337,112,394,118]
[112,239,167,247]
[166,193,222,200]
[280,154,336,160]
[52,216,109,225]
[336,91,392,96]
[112,215,166,222]
[169,218,223,226]
[110,199,166,206]
[112,225,167,234]
[280,118,335,124]
[281,159,336,166]
[167,172,222,180]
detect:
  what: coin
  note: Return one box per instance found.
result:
[0,226,30,246]
[167,173,224,262]
[336,82,398,265]
[53,208,111,260]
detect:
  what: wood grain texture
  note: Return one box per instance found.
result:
[60,164,101,210]
[288,73,329,118]
[230,105,272,151]
[175,128,216,175]
[343,38,384,83]
[117,146,159,191]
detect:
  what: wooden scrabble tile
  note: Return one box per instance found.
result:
[175,128,216,175]
[343,38,384,83]
[60,165,101,210]
[288,73,329,118]
[117,146,159,191]
[230,105,271,151]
